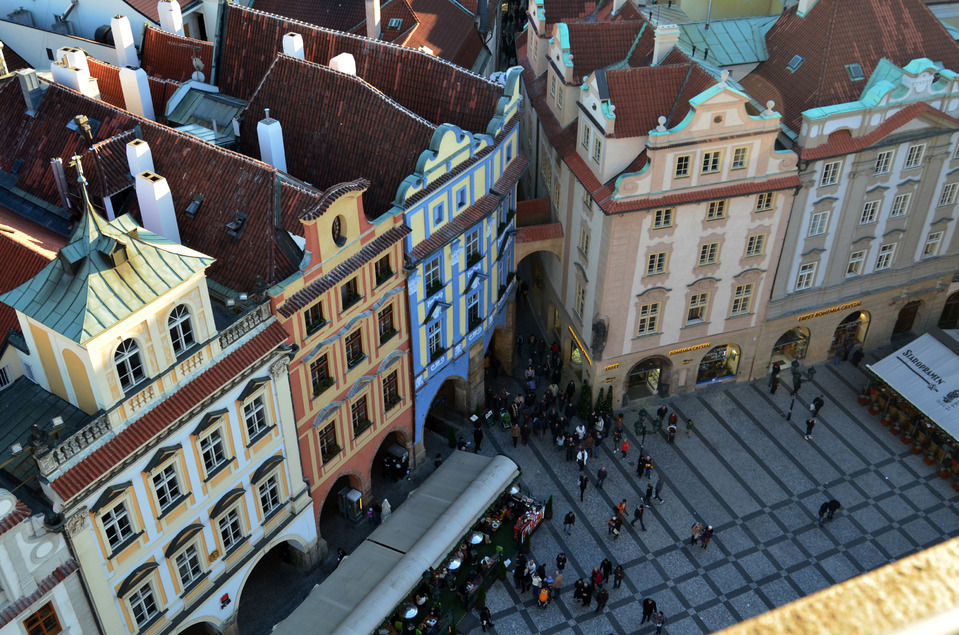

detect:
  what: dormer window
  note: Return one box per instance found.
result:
[387,18,403,29]
[846,63,864,81]
[787,55,804,73]
[168,305,195,356]
[115,339,145,391]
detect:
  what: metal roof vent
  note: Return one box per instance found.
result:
[846,63,864,81]
[225,212,247,237]
[786,55,804,73]
[387,18,402,29]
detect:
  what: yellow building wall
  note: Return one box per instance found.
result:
[63,348,96,414]
[28,325,68,401]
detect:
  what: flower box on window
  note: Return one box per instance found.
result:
[342,293,362,310]
[353,418,373,436]
[385,394,403,411]
[322,444,342,464]
[312,376,335,397]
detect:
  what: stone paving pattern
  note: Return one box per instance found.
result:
[473,356,959,634]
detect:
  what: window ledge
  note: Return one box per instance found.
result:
[261,503,285,525]
[342,295,364,311]
[203,458,236,483]
[157,493,192,522]
[379,329,398,345]
[135,608,168,634]
[632,332,661,341]
[305,320,330,338]
[384,396,403,412]
[108,531,144,560]
[347,354,368,370]
[221,535,249,560]
[245,425,276,449]
[179,571,210,599]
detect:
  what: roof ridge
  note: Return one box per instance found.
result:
[622,21,648,66]
[143,23,208,47]
[810,0,839,113]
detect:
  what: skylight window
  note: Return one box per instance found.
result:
[387,18,402,29]
[787,55,804,73]
[846,63,864,81]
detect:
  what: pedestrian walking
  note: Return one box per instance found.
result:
[564,511,576,535]
[851,347,865,367]
[597,466,608,488]
[667,421,677,443]
[654,475,666,503]
[581,581,594,608]
[613,565,625,589]
[576,447,588,471]
[645,483,653,506]
[686,418,694,438]
[621,439,629,458]
[473,427,483,452]
[611,516,623,539]
[579,473,588,501]
[804,417,816,440]
[641,598,657,624]
[818,501,829,527]
[556,552,566,571]
[520,568,532,593]
[655,611,667,634]
[616,499,628,523]
[584,433,596,458]
[631,503,647,530]
[701,525,714,549]
[656,404,668,426]
[644,455,654,479]
[565,436,575,462]
[770,374,780,394]
[521,421,531,445]
[573,578,585,604]
[479,605,494,632]
[591,567,604,588]
[812,395,825,416]
[600,558,612,581]
[691,521,703,546]
[511,422,520,447]
[553,570,563,596]
[827,499,841,521]
[595,588,609,613]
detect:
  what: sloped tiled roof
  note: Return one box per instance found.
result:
[0,500,30,537]
[0,232,55,338]
[253,0,369,31]
[49,321,288,501]
[542,0,601,30]
[240,55,436,219]
[565,21,651,84]
[741,0,959,134]
[122,0,160,22]
[1,42,30,72]
[140,26,215,83]
[350,0,420,44]
[0,79,311,292]
[87,57,181,124]
[218,3,503,133]
[401,0,485,69]
[0,560,78,627]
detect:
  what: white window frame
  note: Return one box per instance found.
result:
[574,282,586,319]
[581,124,590,150]
[101,500,135,552]
[701,151,721,174]
[168,305,195,356]
[243,394,270,440]
[698,242,719,266]
[939,183,958,207]
[732,147,748,170]
[653,208,673,228]
[745,234,765,257]
[258,474,282,518]
[904,144,925,169]
[646,252,667,276]
[756,192,774,211]
[686,293,709,324]
[796,262,817,290]
[115,339,145,391]
[465,229,480,263]
[891,193,911,217]
[549,74,556,98]
[199,428,228,476]
[874,150,893,174]
[820,161,841,186]
[578,226,590,257]
[876,243,896,270]
[217,508,244,554]
[152,462,182,512]
[424,258,441,291]
[637,302,659,335]
[175,544,203,589]
[923,231,943,258]
[860,200,880,224]
[128,582,159,628]
[427,320,443,358]
[592,138,602,164]
[731,284,753,316]
[808,211,829,236]
[847,250,866,276]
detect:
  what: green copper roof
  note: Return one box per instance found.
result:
[678,16,777,67]
[0,177,214,344]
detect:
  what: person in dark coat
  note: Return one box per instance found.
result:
[804,418,816,440]
[812,395,825,416]
[631,503,646,531]
[613,565,625,589]
[818,501,829,527]
[850,347,865,367]
[479,605,494,632]
[581,581,593,607]
[573,578,585,603]
[579,473,589,501]
[473,427,483,452]
[566,380,576,401]
[827,499,841,520]
[600,558,613,581]
[641,597,658,624]
[556,552,566,571]
[595,588,609,613]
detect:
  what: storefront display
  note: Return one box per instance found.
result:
[770,327,810,366]
[696,344,741,385]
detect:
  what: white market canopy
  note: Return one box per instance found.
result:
[867,328,959,439]
[272,452,519,635]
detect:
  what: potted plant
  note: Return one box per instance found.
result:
[868,391,882,416]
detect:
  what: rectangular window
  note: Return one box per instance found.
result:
[383,371,400,409]
[433,202,444,225]
[351,396,370,436]
[796,262,817,289]
[0,365,10,390]
[891,193,911,217]
[243,395,269,438]
[820,161,841,186]
[636,303,659,335]
[574,282,587,318]
[698,242,719,266]
[939,183,958,207]
[706,200,726,220]
[923,231,943,258]
[456,187,467,210]
[101,502,134,551]
[467,292,481,328]
[731,284,753,316]
[847,250,866,276]
[755,192,774,211]
[701,151,721,174]
[345,330,364,367]
[129,584,159,628]
[653,208,673,228]
[582,190,592,210]
[675,155,690,178]
[318,423,338,461]
[218,509,243,553]
[876,243,896,270]
[374,255,392,284]
[874,150,893,174]
[424,258,441,295]
[550,74,557,97]
[592,138,602,164]
[732,147,748,169]
[310,354,331,395]
[175,545,203,589]
[24,602,61,635]
[904,144,925,168]
[860,200,880,224]
[153,463,182,512]
[427,321,443,359]
[578,226,590,256]
[258,475,282,516]
[581,124,590,149]
[557,84,564,109]
[200,430,228,474]
[745,234,765,257]
[808,211,829,236]
[466,229,481,265]
[378,305,396,342]
[341,278,360,309]
[304,301,325,335]
[646,252,667,275]
[687,293,709,324]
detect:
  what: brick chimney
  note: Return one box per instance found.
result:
[653,24,680,65]
[157,0,185,36]
[256,109,287,172]
[119,66,156,121]
[111,15,138,68]
[366,0,381,40]
[282,32,304,59]
[126,139,154,177]
[135,171,180,243]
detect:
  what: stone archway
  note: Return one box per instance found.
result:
[893,300,922,337]
[624,356,672,400]
[831,310,871,358]
[235,539,312,635]
[938,291,959,329]
[695,344,741,385]
[178,621,222,635]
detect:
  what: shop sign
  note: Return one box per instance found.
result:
[669,342,710,356]
[568,326,593,366]
[797,300,861,322]
[604,363,619,371]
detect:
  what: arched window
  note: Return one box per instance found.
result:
[168,305,195,355]
[115,339,144,390]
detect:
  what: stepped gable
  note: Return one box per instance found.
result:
[218,3,503,134]
[0,80,310,292]
[240,55,435,219]
[140,26,215,83]
[741,0,959,134]
[566,20,651,84]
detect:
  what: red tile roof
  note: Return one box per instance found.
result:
[240,54,436,219]
[218,3,503,134]
[87,57,181,125]
[1,42,30,72]
[350,0,420,44]
[798,101,959,160]
[401,0,485,69]
[0,560,78,627]
[605,63,713,137]
[565,21,651,84]
[516,197,551,225]
[0,233,54,338]
[0,206,66,258]
[0,500,30,537]
[49,321,288,501]
[252,0,369,31]
[517,223,563,243]
[123,0,161,22]
[140,26,215,83]
[542,0,601,30]
[741,0,959,134]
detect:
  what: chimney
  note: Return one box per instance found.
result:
[0,42,9,76]
[52,48,100,98]
[57,47,89,72]
[612,0,626,15]
[365,0,381,40]
[797,0,819,16]
[111,15,138,68]
[126,138,154,176]
[135,171,180,243]
[17,69,46,115]
[119,66,156,120]
[329,52,356,76]
[157,0,184,35]
[282,32,304,60]
[257,109,287,172]
[653,24,680,65]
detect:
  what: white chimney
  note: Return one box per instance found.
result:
[257,108,287,172]
[0,42,8,76]
[365,0,381,40]
[329,52,356,76]
[797,0,819,16]
[50,62,90,94]
[282,32,304,59]
[111,15,139,68]
[57,47,89,72]
[136,171,180,243]
[612,0,626,15]
[653,24,680,65]
[126,139,154,176]
[17,69,44,114]
[119,66,156,121]
[157,0,185,35]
